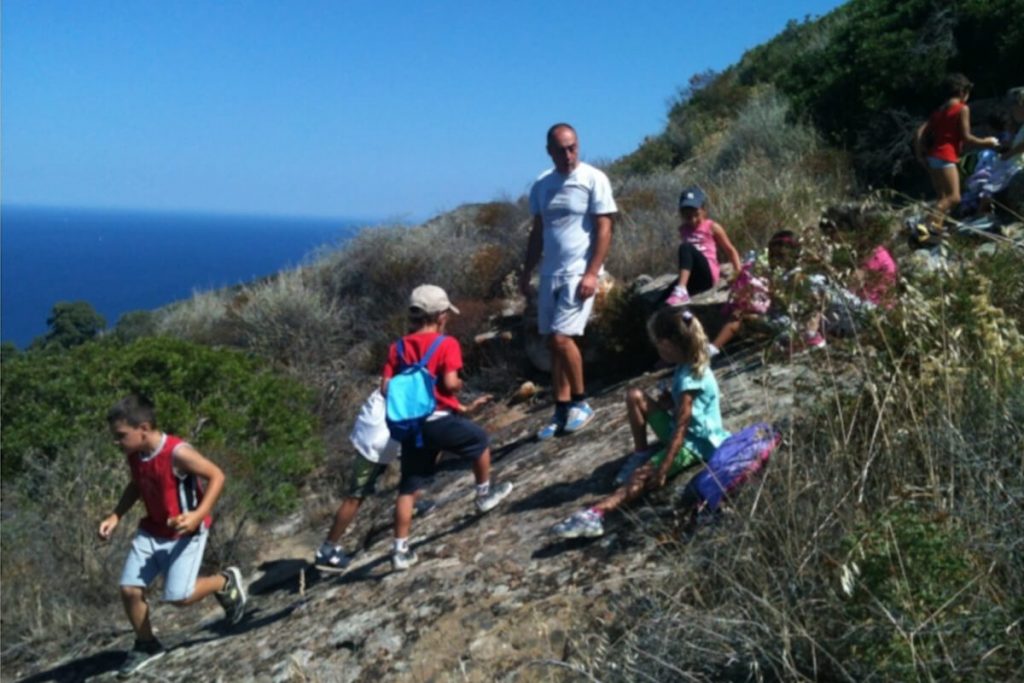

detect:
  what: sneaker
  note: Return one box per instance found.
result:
[613,448,655,486]
[214,566,247,625]
[804,332,827,350]
[551,509,604,539]
[665,287,690,306]
[536,417,563,441]
[475,481,514,513]
[391,548,418,571]
[118,638,165,678]
[563,402,595,434]
[314,543,351,574]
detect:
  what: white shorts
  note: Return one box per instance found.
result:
[537,273,595,336]
[120,527,208,602]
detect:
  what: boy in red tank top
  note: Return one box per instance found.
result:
[97,395,247,677]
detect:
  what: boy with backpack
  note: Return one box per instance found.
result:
[382,284,513,571]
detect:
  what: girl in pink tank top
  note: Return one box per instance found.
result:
[666,186,741,306]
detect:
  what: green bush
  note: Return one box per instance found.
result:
[0,336,322,518]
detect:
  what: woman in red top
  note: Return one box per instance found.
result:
[914,73,1000,229]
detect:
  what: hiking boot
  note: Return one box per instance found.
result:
[665,286,691,307]
[314,543,351,574]
[563,402,595,434]
[118,638,165,678]
[214,566,247,625]
[391,548,418,572]
[551,509,604,539]
[475,481,514,513]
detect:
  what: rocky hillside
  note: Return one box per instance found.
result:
[7,336,820,682]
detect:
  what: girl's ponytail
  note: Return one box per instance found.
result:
[647,307,710,376]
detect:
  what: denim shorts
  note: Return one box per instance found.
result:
[927,156,956,169]
[120,527,208,601]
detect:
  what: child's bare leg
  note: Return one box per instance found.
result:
[327,497,363,544]
[120,586,155,639]
[928,165,961,227]
[625,387,651,451]
[394,492,416,540]
[471,447,491,486]
[713,318,742,350]
[594,464,656,514]
[173,574,228,606]
[677,268,691,288]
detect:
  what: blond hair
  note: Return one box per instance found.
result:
[646,307,710,376]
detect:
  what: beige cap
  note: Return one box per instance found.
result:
[409,284,460,315]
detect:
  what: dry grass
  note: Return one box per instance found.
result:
[565,241,1024,681]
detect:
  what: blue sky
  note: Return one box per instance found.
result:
[2,1,847,221]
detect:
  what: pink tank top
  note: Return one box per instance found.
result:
[679,219,721,283]
[857,246,897,306]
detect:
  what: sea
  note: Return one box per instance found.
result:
[1,205,366,348]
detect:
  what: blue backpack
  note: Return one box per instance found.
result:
[385,336,446,447]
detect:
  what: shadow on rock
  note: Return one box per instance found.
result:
[508,456,625,512]
[15,650,122,683]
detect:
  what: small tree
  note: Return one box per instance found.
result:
[32,301,106,350]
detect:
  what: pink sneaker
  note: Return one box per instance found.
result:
[666,287,690,307]
[804,332,826,349]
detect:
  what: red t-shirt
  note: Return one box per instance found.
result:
[382,332,462,412]
[927,101,966,163]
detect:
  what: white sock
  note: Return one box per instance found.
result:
[476,481,491,498]
[672,285,689,297]
[393,537,409,554]
[708,343,720,357]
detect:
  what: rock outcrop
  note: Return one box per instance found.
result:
[8,344,824,683]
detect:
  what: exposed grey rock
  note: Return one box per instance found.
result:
[7,338,829,683]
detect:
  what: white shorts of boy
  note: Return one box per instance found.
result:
[120,527,209,602]
[537,273,595,336]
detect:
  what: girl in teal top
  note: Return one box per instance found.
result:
[551,307,730,539]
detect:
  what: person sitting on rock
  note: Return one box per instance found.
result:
[551,307,731,538]
[665,185,741,306]
[709,230,825,356]
[382,285,513,571]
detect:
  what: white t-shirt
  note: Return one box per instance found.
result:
[529,162,617,276]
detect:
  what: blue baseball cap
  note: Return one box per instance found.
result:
[678,186,707,209]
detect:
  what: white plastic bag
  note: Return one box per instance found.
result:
[349,389,400,464]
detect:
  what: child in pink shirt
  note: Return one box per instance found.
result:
[666,186,741,306]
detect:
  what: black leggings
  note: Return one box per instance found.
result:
[677,243,715,295]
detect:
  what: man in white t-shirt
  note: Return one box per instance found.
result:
[519,123,618,440]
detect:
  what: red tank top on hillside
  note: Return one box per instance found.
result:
[927,101,966,163]
[129,434,212,539]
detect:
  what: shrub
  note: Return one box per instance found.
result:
[0,337,322,510]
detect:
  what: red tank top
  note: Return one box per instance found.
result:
[129,434,212,539]
[927,101,965,163]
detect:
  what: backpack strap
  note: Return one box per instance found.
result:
[417,335,446,370]
[394,335,447,372]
